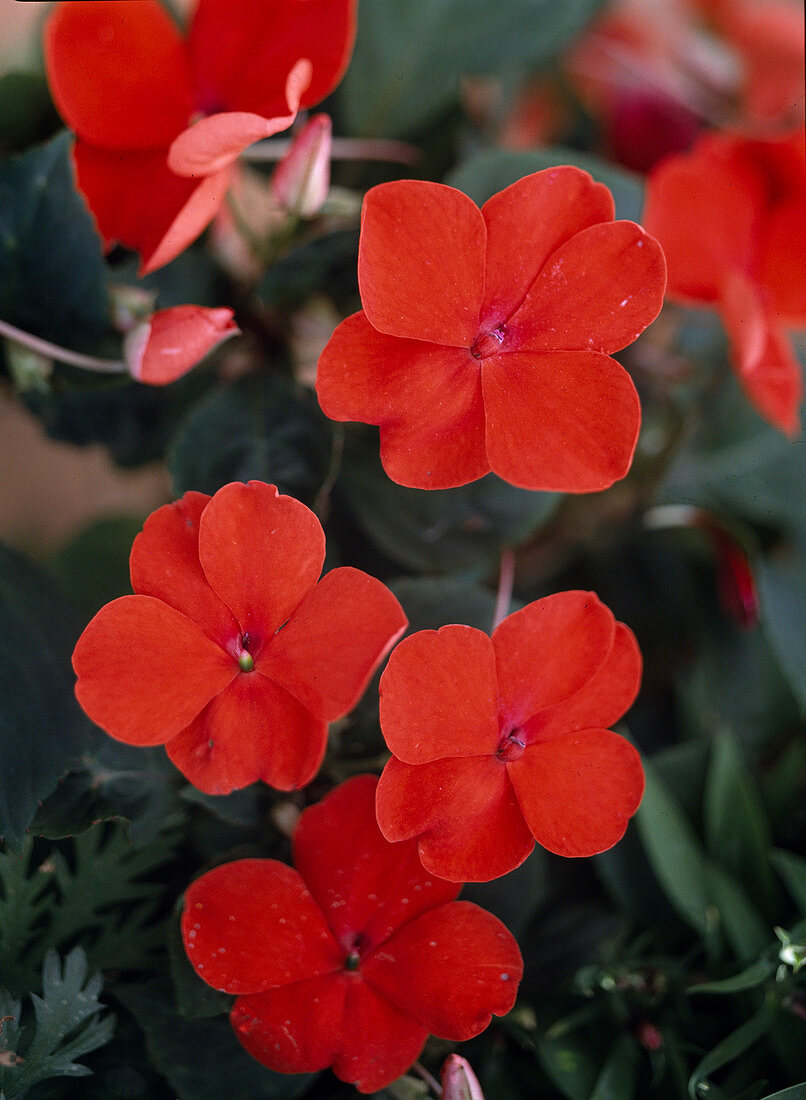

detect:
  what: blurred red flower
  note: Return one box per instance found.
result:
[181,775,522,1093]
[72,482,406,794]
[316,168,666,492]
[644,128,805,434]
[45,0,356,273]
[376,591,645,882]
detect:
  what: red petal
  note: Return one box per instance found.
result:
[44,0,192,149]
[293,776,459,954]
[358,181,485,345]
[257,567,407,721]
[363,901,522,1039]
[197,482,325,646]
[482,349,641,492]
[139,168,232,275]
[481,167,615,327]
[761,193,806,321]
[508,729,645,857]
[73,596,236,746]
[376,756,535,882]
[526,623,642,743]
[316,312,489,489]
[166,672,327,794]
[507,221,666,355]
[129,492,240,650]
[378,626,499,764]
[182,859,341,994]
[189,0,356,117]
[126,306,239,385]
[492,593,617,732]
[231,973,427,1093]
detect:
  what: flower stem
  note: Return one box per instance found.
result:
[0,318,125,374]
[243,136,420,166]
[413,1061,443,1097]
[492,546,516,631]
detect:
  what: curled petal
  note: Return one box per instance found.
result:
[182,860,342,994]
[358,181,486,345]
[379,625,500,764]
[508,729,645,857]
[140,167,232,274]
[166,672,327,794]
[73,596,236,746]
[125,305,239,386]
[257,567,407,722]
[483,349,641,492]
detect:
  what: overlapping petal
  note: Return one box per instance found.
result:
[257,567,406,721]
[73,596,236,746]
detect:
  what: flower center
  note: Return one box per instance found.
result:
[343,932,364,972]
[470,326,506,359]
[496,728,525,763]
[237,632,254,672]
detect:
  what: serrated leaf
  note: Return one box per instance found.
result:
[447,147,644,223]
[0,132,109,344]
[0,841,53,993]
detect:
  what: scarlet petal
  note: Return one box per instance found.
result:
[525,623,642,743]
[363,901,522,1039]
[126,306,239,386]
[189,0,356,118]
[257,567,407,721]
[197,482,325,644]
[481,167,615,326]
[761,193,806,321]
[129,492,240,650]
[508,729,645,857]
[376,757,535,882]
[492,593,616,730]
[378,626,499,764]
[358,181,485,345]
[182,860,342,994]
[45,0,193,149]
[139,168,232,275]
[483,349,641,492]
[508,221,666,355]
[231,973,427,1093]
[73,596,236,746]
[293,776,459,956]
[166,672,327,794]
[316,312,489,490]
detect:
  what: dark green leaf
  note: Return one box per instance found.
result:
[535,1026,600,1100]
[390,576,499,634]
[758,1087,806,1100]
[340,0,606,137]
[0,840,52,994]
[758,546,806,710]
[48,515,142,619]
[770,850,806,912]
[0,72,59,155]
[463,848,549,940]
[167,913,232,1021]
[687,994,779,1100]
[447,147,644,222]
[589,1034,640,1100]
[689,958,776,996]
[0,132,109,344]
[705,863,771,961]
[260,229,359,311]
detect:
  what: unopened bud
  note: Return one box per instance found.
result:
[108,284,157,333]
[272,113,332,218]
[124,306,239,386]
[441,1054,485,1100]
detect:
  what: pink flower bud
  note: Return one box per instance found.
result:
[124,306,239,386]
[272,113,332,217]
[441,1055,485,1100]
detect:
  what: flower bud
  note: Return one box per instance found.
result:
[441,1054,485,1100]
[124,306,239,386]
[108,284,157,334]
[272,113,332,218]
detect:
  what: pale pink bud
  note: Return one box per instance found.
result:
[124,306,239,386]
[272,113,332,217]
[441,1055,485,1100]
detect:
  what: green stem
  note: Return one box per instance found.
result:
[0,318,125,374]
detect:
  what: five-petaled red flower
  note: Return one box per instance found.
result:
[316,167,666,492]
[72,481,406,794]
[375,591,645,882]
[644,127,805,435]
[181,775,522,1093]
[45,0,356,273]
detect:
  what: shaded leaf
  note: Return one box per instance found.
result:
[689,958,776,996]
[687,993,779,1100]
[770,850,806,913]
[758,546,806,710]
[260,228,359,311]
[589,1034,640,1100]
[48,515,142,619]
[390,576,499,635]
[535,1025,600,1100]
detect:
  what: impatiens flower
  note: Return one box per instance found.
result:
[375,591,645,882]
[45,0,356,273]
[124,305,239,385]
[316,168,666,492]
[72,482,406,794]
[181,775,522,1093]
[644,128,805,435]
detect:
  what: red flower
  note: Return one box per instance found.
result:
[644,128,805,435]
[316,168,666,492]
[124,305,239,385]
[72,482,406,794]
[45,0,356,273]
[375,591,645,882]
[181,775,522,1093]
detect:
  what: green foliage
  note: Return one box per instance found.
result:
[759,545,806,711]
[0,948,114,1099]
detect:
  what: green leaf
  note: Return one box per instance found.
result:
[589,1034,640,1100]
[0,840,52,994]
[687,993,779,1100]
[758,546,806,710]
[770,850,806,912]
[688,957,776,996]
[535,1026,600,1100]
[340,0,606,137]
[390,576,500,634]
[341,443,557,574]
[260,228,359,311]
[167,912,232,1021]
[758,1084,806,1099]
[48,515,142,619]
[0,948,114,1100]
[0,72,59,156]
[447,147,644,222]
[169,375,330,503]
[0,542,93,845]
[0,131,109,344]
